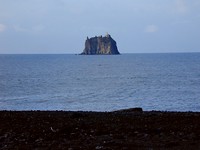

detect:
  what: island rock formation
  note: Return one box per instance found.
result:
[81,33,120,55]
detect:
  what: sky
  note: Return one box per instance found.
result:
[0,0,200,54]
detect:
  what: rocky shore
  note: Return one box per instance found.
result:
[1,109,200,149]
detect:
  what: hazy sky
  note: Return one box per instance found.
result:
[0,0,200,54]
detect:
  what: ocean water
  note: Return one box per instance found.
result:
[0,53,200,112]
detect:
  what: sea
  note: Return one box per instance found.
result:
[0,53,200,112]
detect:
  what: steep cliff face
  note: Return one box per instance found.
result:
[81,34,120,55]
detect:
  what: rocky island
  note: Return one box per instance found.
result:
[81,33,120,55]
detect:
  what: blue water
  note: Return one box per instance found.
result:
[0,53,200,111]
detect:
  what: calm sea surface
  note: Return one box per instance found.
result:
[0,53,200,111]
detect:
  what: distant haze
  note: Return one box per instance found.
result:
[0,0,200,54]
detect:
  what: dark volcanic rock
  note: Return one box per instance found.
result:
[1,111,200,149]
[81,33,120,55]
[115,107,143,113]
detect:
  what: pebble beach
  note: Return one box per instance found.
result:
[1,109,200,149]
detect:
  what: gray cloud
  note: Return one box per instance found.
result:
[145,25,159,33]
[0,24,6,32]
[176,0,188,13]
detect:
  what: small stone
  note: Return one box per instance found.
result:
[96,146,103,149]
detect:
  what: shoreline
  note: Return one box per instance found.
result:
[1,109,200,149]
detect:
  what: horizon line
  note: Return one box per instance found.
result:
[0,52,200,55]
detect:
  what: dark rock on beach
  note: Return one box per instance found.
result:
[81,33,120,55]
[1,109,200,149]
[114,107,143,113]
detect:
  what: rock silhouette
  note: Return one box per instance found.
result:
[81,33,120,55]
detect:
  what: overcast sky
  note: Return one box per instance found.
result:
[0,0,200,54]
